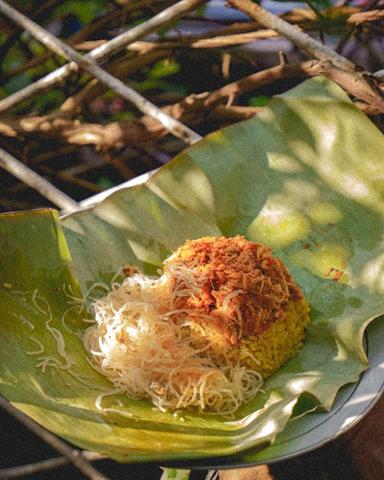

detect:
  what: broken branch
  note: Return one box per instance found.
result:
[227,0,384,113]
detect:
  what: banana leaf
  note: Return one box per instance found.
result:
[1,77,384,463]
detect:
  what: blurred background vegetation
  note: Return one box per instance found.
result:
[0,0,383,212]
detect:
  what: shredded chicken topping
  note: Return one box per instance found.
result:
[165,236,302,345]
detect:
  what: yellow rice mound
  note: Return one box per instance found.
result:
[240,298,310,378]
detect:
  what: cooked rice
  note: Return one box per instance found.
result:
[240,298,310,378]
[84,235,310,413]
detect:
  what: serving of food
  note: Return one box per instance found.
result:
[0,78,383,465]
[84,235,310,414]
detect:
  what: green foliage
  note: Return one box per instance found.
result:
[249,95,270,107]
[20,35,46,56]
[97,176,115,189]
[34,89,64,112]
[157,24,175,38]
[160,469,191,480]
[148,59,181,79]
[195,4,207,16]
[113,111,136,122]
[4,73,31,94]
[12,0,35,7]
[54,0,106,25]
[306,0,331,9]
[135,58,187,96]
[137,78,188,96]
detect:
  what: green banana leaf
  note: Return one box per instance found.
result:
[1,77,384,463]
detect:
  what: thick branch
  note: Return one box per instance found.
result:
[203,60,384,112]
[227,0,384,113]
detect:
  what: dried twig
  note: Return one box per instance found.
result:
[2,58,382,151]
[4,0,167,78]
[0,0,205,115]
[2,55,383,148]
[227,0,384,113]
[76,30,279,54]
[1,2,381,80]
[0,196,34,211]
[0,146,78,211]
[0,105,259,148]
[74,6,384,55]
[208,105,261,121]
[207,59,384,112]
[228,0,355,71]
[102,151,136,179]
[59,49,171,115]
[59,32,278,115]
[0,0,202,145]
[348,8,384,25]
[39,164,103,193]
[0,397,107,480]
[0,452,103,480]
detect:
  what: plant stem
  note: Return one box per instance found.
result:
[227,0,355,71]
